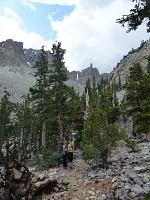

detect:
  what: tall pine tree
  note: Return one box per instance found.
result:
[125,58,150,141]
[29,48,50,147]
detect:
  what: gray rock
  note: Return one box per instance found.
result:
[87,170,94,177]
[131,184,145,195]
[133,177,143,186]
[127,172,137,180]
[101,194,107,200]
[143,175,150,183]
[133,166,146,173]
[115,189,122,199]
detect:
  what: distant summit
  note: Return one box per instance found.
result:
[0,39,27,68]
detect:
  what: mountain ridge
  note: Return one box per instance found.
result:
[0,39,149,103]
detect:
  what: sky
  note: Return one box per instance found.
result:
[0,0,149,74]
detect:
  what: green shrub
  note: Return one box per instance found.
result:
[125,139,140,152]
[28,141,58,171]
[144,192,150,200]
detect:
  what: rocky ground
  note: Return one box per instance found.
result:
[42,158,112,200]
[31,141,150,200]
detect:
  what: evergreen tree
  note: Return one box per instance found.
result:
[90,77,99,110]
[29,48,50,147]
[65,87,85,142]
[14,97,33,155]
[98,86,120,124]
[81,108,125,168]
[117,0,150,32]
[0,92,14,147]
[84,77,99,113]
[48,42,69,140]
[125,59,150,140]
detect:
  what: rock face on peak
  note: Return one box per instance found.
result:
[0,39,35,102]
[110,40,150,85]
[23,48,54,67]
[68,63,109,86]
[0,39,28,69]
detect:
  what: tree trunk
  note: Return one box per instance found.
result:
[18,126,24,160]
[42,122,46,147]
[146,0,150,6]
[58,113,63,140]
[146,130,150,142]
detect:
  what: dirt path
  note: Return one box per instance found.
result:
[44,159,112,200]
[44,159,89,200]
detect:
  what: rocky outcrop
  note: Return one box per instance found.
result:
[68,63,109,86]
[23,48,53,69]
[110,40,150,85]
[0,39,28,70]
[0,40,35,102]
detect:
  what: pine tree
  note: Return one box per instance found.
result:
[29,48,50,147]
[125,59,150,140]
[81,108,125,168]
[0,92,14,147]
[65,87,85,142]
[48,42,69,140]
[98,85,120,124]
[14,97,33,155]
[117,0,150,32]
[91,77,99,110]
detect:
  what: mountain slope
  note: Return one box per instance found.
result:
[110,40,150,85]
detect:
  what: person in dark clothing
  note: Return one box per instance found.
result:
[67,138,74,169]
[62,140,68,169]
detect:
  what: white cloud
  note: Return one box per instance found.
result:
[3,7,23,24]
[47,0,149,73]
[26,0,75,6]
[0,7,53,49]
[22,0,37,11]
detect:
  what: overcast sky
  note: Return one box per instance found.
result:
[0,0,149,74]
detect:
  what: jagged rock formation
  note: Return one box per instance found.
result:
[68,63,109,86]
[0,39,27,68]
[0,39,35,102]
[110,40,150,85]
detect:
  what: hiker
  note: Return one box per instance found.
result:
[57,138,64,167]
[62,140,68,169]
[67,138,74,169]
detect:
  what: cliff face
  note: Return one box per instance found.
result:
[0,39,27,69]
[0,39,35,102]
[68,63,109,86]
[110,40,150,85]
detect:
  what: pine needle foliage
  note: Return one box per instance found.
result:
[117,0,150,32]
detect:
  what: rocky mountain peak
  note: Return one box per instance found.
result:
[68,63,109,86]
[0,39,28,68]
[0,39,23,50]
